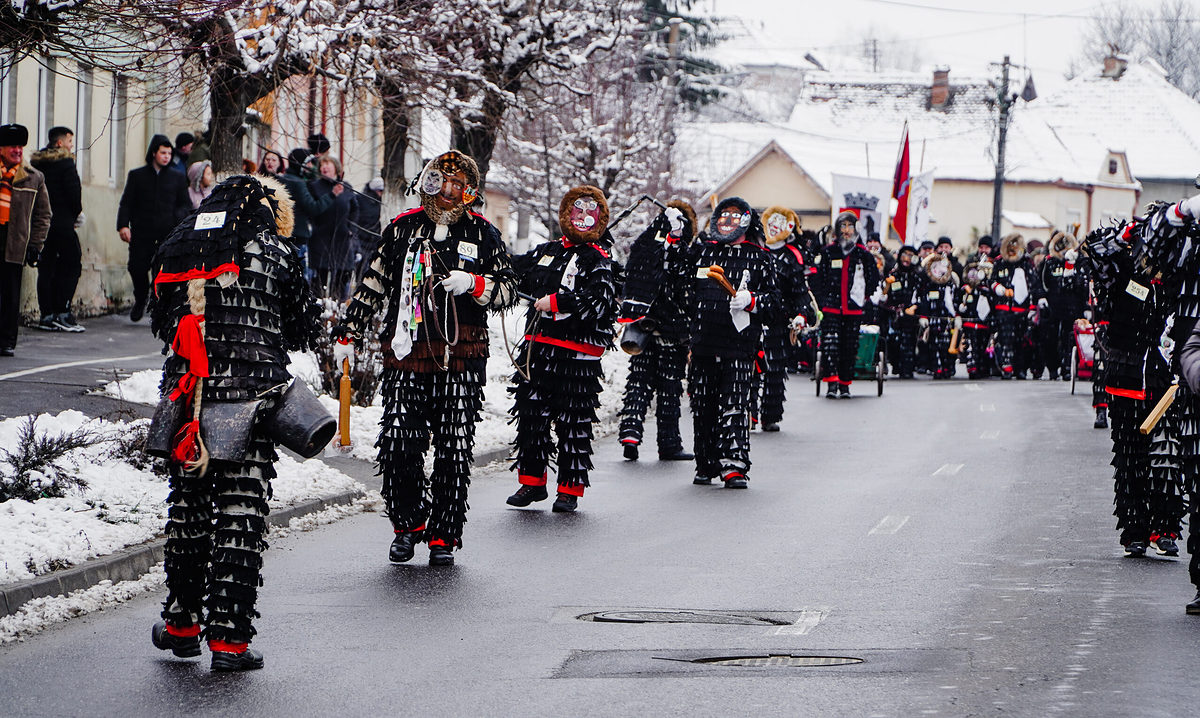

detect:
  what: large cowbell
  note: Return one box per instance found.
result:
[620,318,658,355]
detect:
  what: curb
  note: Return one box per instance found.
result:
[0,488,364,619]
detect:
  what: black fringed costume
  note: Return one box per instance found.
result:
[1084,217,1186,550]
[811,212,881,394]
[990,234,1035,378]
[510,186,618,504]
[150,175,321,648]
[911,254,958,379]
[345,151,516,555]
[883,247,921,378]
[616,201,695,456]
[955,260,994,379]
[686,198,780,485]
[758,206,814,428]
[1034,234,1086,379]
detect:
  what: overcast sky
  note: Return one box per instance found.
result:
[707,0,1200,86]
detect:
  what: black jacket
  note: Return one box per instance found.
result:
[514,237,619,354]
[278,170,334,244]
[116,164,191,241]
[810,242,880,316]
[618,219,691,345]
[685,238,781,359]
[307,176,358,271]
[29,147,81,232]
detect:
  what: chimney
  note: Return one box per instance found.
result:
[1102,54,1127,79]
[931,68,950,110]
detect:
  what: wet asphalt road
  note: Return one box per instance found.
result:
[2,359,1200,716]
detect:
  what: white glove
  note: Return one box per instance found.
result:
[1037,297,1049,309]
[919,317,929,329]
[332,340,355,371]
[994,284,1006,297]
[1084,310,1093,321]
[789,314,806,330]
[730,289,753,311]
[439,270,476,296]
[1170,194,1200,226]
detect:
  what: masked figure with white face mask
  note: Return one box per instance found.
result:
[684,197,781,488]
[506,185,619,513]
[956,259,994,379]
[909,252,959,379]
[344,150,516,566]
[811,211,881,398]
[616,200,697,461]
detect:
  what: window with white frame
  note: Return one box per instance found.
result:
[37,58,56,146]
[108,73,127,185]
[0,55,13,126]
[76,65,92,180]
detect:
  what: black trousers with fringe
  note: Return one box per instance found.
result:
[511,343,603,491]
[377,364,484,546]
[962,326,991,377]
[161,428,275,644]
[618,341,687,453]
[689,354,754,480]
[993,309,1026,374]
[759,326,791,426]
[819,314,861,385]
[1108,392,1185,546]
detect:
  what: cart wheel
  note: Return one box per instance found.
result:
[1070,350,1077,395]
[877,343,886,397]
[814,348,823,397]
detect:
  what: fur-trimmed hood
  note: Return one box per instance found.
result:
[1048,230,1078,260]
[922,252,954,285]
[559,185,610,244]
[762,205,799,247]
[257,174,295,239]
[667,199,698,243]
[1000,232,1026,262]
[30,146,73,165]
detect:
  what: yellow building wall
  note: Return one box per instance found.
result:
[711,150,829,219]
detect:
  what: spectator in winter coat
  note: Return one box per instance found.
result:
[278,148,336,265]
[167,132,194,175]
[307,154,357,300]
[0,124,51,357]
[186,160,215,209]
[29,126,85,332]
[117,134,192,322]
[352,177,384,281]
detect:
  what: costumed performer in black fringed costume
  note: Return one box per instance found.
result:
[1082,217,1185,561]
[506,185,619,512]
[990,233,1035,379]
[811,211,880,398]
[616,199,696,461]
[1034,231,1085,381]
[344,150,516,566]
[910,252,959,379]
[956,258,993,379]
[149,175,322,671]
[883,245,921,379]
[757,205,815,431]
[685,197,780,488]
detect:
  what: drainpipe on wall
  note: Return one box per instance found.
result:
[1085,185,1093,234]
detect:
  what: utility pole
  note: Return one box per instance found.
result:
[990,55,1014,244]
[662,17,683,195]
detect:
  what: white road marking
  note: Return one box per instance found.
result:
[869,514,910,535]
[774,608,827,635]
[980,403,996,412]
[933,463,964,476]
[980,430,1000,439]
[964,384,982,392]
[0,353,159,382]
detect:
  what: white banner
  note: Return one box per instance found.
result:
[907,169,935,247]
[830,173,892,245]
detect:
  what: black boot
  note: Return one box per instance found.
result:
[825,384,837,399]
[761,423,780,432]
[389,531,420,563]
[151,621,201,658]
[659,448,695,461]
[1094,406,1108,429]
[506,484,548,507]
[622,442,639,461]
[211,647,264,672]
[1124,541,1147,558]
[552,493,578,512]
[428,543,454,566]
[838,384,851,399]
[1187,589,1200,615]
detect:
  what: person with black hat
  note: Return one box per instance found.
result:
[812,211,881,397]
[116,134,192,322]
[168,132,195,175]
[345,149,516,564]
[278,148,338,273]
[682,197,780,487]
[30,126,85,332]
[883,245,921,378]
[615,199,696,460]
[935,235,963,277]
[148,173,325,672]
[970,235,996,263]
[0,124,51,356]
[917,239,935,262]
[507,185,619,510]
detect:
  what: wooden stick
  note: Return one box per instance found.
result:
[948,326,960,355]
[705,267,737,297]
[1140,384,1179,435]
[339,357,352,446]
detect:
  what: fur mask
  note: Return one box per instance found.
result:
[667,199,698,244]
[418,150,480,225]
[709,197,755,244]
[923,252,953,285]
[834,210,859,252]
[963,260,991,286]
[1000,233,1026,262]
[1048,230,1078,260]
[559,185,610,244]
[762,205,799,247]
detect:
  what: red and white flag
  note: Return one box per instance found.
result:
[891,122,911,244]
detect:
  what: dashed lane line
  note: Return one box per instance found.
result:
[869,515,910,535]
[0,353,160,382]
[773,608,828,635]
[980,403,996,412]
[981,430,1000,439]
[933,463,964,476]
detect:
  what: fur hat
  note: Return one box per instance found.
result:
[1048,230,1078,259]
[667,199,698,243]
[559,185,610,244]
[963,259,992,285]
[710,197,755,244]
[0,124,29,147]
[1000,233,1026,261]
[922,252,954,285]
[762,205,799,247]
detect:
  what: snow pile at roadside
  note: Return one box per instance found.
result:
[96,351,324,405]
[0,411,363,585]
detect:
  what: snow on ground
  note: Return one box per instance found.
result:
[0,411,362,585]
[100,313,632,464]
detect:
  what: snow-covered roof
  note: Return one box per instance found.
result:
[1001,210,1052,229]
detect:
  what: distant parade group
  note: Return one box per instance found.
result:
[83,137,1198,668]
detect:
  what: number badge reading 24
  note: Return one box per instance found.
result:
[194,211,226,230]
[1125,280,1150,302]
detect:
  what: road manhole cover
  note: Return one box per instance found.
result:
[678,654,864,667]
[579,609,793,626]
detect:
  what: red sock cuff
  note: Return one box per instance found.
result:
[557,483,585,497]
[519,473,547,487]
[394,523,426,534]
[166,623,201,638]
[208,639,248,654]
